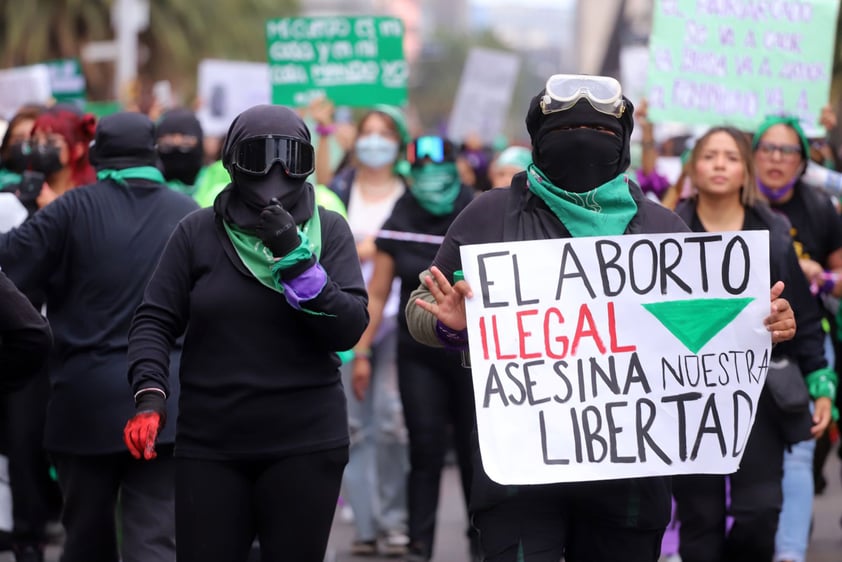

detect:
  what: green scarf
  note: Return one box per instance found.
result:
[409,162,462,215]
[526,164,638,237]
[166,179,199,197]
[222,206,322,295]
[97,166,165,186]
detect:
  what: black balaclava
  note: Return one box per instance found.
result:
[156,108,205,185]
[218,105,314,228]
[525,94,634,192]
[88,112,160,171]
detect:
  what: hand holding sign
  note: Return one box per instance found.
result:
[765,280,795,344]
[415,266,473,332]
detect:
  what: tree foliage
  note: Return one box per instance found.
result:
[0,0,299,100]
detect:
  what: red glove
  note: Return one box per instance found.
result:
[124,411,161,460]
[124,389,167,460]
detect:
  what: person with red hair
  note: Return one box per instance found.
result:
[29,105,96,206]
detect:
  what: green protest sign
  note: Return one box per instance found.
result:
[647,0,840,130]
[45,58,86,109]
[266,16,408,107]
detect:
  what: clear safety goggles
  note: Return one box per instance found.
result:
[230,135,315,177]
[540,74,625,118]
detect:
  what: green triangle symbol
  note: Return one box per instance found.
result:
[642,298,754,354]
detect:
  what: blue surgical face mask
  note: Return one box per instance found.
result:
[355,134,399,169]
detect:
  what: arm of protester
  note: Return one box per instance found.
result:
[635,98,658,176]
[282,211,370,351]
[350,251,395,401]
[310,97,337,186]
[824,247,842,298]
[0,270,51,391]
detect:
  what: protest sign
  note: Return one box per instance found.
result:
[265,16,407,107]
[45,59,86,109]
[447,48,521,145]
[460,231,771,485]
[195,59,271,138]
[0,65,52,120]
[647,0,840,131]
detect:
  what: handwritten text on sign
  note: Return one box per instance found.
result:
[266,16,407,107]
[460,231,771,485]
[647,0,840,130]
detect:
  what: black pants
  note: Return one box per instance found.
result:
[52,449,176,562]
[471,477,669,562]
[3,368,55,549]
[672,391,784,562]
[398,344,476,558]
[175,446,347,562]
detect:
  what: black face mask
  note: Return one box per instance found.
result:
[28,143,63,176]
[535,128,623,192]
[2,142,30,174]
[158,150,203,185]
[231,163,305,210]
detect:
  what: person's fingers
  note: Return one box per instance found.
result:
[769,281,785,302]
[423,273,446,303]
[453,280,474,299]
[429,266,453,295]
[414,297,438,316]
[124,427,142,459]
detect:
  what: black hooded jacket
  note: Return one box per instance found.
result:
[127,105,368,460]
[0,112,198,453]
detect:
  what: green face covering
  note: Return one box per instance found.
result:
[409,162,462,216]
[526,164,638,237]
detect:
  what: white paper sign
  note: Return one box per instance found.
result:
[0,65,52,120]
[196,59,271,137]
[460,231,771,485]
[447,48,520,145]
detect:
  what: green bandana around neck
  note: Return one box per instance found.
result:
[166,179,198,197]
[97,166,165,186]
[409,162,462,216]
[526,164,638,237]
[222,204,322,295]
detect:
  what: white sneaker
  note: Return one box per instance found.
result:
[380,530,409,556]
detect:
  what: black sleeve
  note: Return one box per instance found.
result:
[0,270,51,391]
[0,195,71,290]
[773,240,827,376]
[295,210,369,351]
[127,222,193,396]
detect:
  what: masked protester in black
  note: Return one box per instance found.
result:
[0,111,198,562]
[403,76,798,562]
[125,104,368,562]
[155,108,205,196]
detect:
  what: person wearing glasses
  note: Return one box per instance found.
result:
[752,115,842,562]
[124,104,368,562]
[405,75,798,562]
[351,135,477,561]
[672,126,832,562]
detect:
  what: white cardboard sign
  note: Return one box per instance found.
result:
[460,231,771,485]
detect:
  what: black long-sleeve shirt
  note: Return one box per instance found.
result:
[128,206,368,460]
[0,270,51,390]
[0,180,198,453]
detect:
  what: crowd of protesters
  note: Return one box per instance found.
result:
[0,70,839,562]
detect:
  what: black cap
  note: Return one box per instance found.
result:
[89,112,159,171]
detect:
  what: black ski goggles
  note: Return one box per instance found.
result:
[406,136,456,168]
[229,135,315,178]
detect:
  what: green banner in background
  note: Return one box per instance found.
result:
[266,16,408,107]
[647,0,840,131]
[45,58,86,109]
